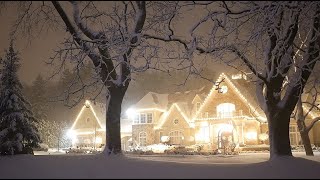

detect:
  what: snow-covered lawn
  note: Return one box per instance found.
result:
[0,152,320,179]
[126,151,320,164]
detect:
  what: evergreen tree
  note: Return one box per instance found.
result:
[60,68,75,90]
[30,74,49,120]
[0,43,40,155]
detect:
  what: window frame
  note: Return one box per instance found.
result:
[169,130,183,145]
[134,114,140,124]
[196,102,201,112]
[147,113,153,123]
[139,132,147,146]
[140,113,146,124]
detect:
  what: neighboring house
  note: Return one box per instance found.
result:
[126,73,320,150]
[69,100,132,151]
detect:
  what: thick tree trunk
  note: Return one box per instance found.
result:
[300,131,314,156]
[297,120,314,156]
[268,111,292,159]
[103,86,127,155]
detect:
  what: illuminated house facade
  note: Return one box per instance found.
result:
[69,73,320,151]
[68,101,106,149]
[69,100,132,150]
[127,73,320,150]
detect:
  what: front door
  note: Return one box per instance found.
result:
[218,131,234,149]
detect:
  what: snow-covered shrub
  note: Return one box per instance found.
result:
[33,143,49,152]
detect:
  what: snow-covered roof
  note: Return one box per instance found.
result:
[132,92,169,110]
[227,74,266,121]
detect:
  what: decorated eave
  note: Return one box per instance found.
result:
[154,103,195,130]
[192,73,267,123]
[71,100,105,131]
[191,94,203,104]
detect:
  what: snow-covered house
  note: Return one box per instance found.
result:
[69,100,132,150]
[68,100,106,149]
[126,73,320,150]
[68,73,320,151]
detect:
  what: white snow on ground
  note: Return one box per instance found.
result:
[0,152,320,179]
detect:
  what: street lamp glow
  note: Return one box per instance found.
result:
[126,108,136,118]
[66,129,76,139]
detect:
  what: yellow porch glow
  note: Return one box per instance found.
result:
[245,131,257,140]
[195,125,210,142]
[218,124,234,133]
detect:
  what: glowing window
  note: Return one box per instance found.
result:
[169,131,183,145]
[140,114,146,123]
[134,114,139,124]
[245,131,257,140]
[196,126,210,142]
[139,132,147,146]
[289,125,302,146]
[147,113,153,123]
[217,103,235,118]
[159,131,163,142]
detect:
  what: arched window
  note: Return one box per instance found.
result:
[217,103,235,118]
[139,132,147,146]
[169,131,183,145]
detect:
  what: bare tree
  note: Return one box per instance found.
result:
[293,76,320,156]
[49,1,148,155]
[6,1,181,155]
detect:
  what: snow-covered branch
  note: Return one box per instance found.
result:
[70,1,103,40]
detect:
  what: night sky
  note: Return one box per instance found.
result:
[0,3,229,86]
[0,5,66,84]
